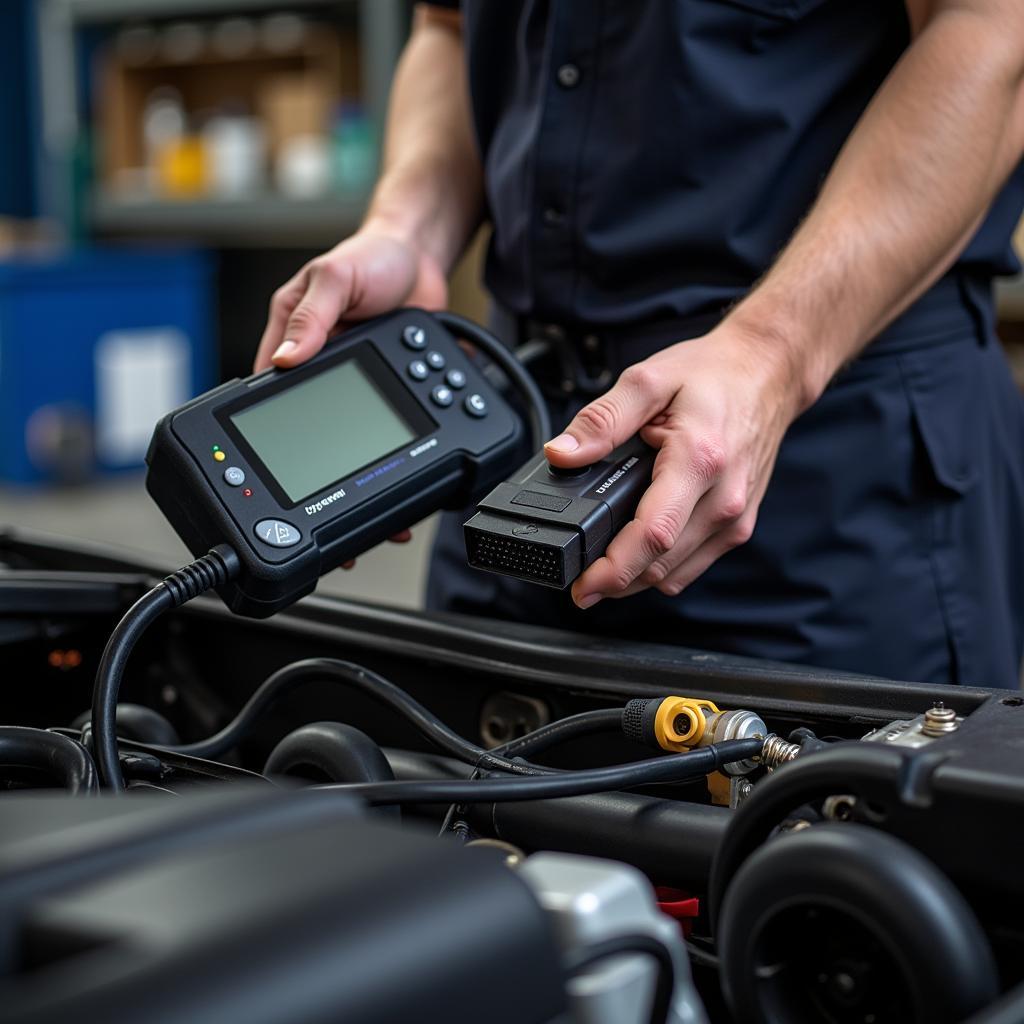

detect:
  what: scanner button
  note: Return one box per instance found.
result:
[431,385,454,408]
[254,519,302,548]
[445,368,467,390]
[548,463,589,478]
[402,325,428,350]
[407,359,429,381]
[464,393,488,417]
[426,350,446,371]
[223,466,246,487]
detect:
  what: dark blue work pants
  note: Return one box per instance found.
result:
[427,277,1024,688]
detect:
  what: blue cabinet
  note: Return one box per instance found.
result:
[0,248,214,483]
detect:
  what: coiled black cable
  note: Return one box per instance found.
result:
[0,727,99,795]
[316,738,762,806]
[565,933,675,1024]
[434,310,552,448]
[170,658,552,776]
[92,545,240,791]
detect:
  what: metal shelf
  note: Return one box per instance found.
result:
[52,0,345,22]
[89,190,370,246]
[35,0,406,237]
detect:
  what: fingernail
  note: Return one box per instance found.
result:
[545,432,580,453]
[576,593,601,610]
[272,339,298,361]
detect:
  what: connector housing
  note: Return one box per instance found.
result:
[464,437,655,589]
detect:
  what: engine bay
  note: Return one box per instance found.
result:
[2,529,1023,1024]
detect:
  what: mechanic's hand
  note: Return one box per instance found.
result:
[544,325,805,608]
[255,225,445,562]
[254,225,448,371]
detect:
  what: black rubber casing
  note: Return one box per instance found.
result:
[146,310,524,617]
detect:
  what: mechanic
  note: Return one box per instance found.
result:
[255,1,1024,689]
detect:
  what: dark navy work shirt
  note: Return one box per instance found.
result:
[429,0,1024,329]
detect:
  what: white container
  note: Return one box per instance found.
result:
[202,116,267,197]
[275,134,331,199]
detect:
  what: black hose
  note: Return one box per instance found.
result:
[717,823,998,1024]
[565,933,675,1024]
[92,546,239,791]
[0,727,99,795]
[390,747,731,885]
[438,706,627,836]
[92,586,173,792]
[170,658,552,777]
[963,981,1024,1024]
[499,708,626,760]
[317,738,762,806]
[435,310,552,448]
[264,722,394,785]
[73,704,181,747]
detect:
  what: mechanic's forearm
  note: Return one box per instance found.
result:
[363,6,484,273]
[730,3,1024,407]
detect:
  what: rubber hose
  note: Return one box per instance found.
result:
[264,722,395,785]
[718,823,999,1024]
[0,726,98,795]
[73,704,181,747]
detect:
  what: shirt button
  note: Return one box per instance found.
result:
[556,63,581,89]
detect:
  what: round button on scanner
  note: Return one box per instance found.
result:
[431,385,454,408]
[548,462,589,479]
[407,359,429,381]
[445,368,467,390]
[464,393,488,418]
[223,466,246,487]
[254,519,302,548]
[425,350,446,371]
[402,324,427,350]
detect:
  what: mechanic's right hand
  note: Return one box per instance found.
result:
[254,226,448,372]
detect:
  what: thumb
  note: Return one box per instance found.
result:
[544,363,672,466]
[274,261,356,368]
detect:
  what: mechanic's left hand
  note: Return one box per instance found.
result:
[544,324,807,608]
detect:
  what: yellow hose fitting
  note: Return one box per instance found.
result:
[658,700,701,748]
[655,697,720,751]
[623,696,721,752]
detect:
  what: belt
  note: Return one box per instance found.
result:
[509,271,995,399]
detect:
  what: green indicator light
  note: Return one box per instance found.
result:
[212,445,221,452]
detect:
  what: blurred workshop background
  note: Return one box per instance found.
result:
[0,0,1021,610]
[0,0,493,608]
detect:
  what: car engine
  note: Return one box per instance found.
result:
[1,529,1022,1024]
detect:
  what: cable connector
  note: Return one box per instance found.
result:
[161,544,240,607]
[623,696,720,753]
[93,545,241,791]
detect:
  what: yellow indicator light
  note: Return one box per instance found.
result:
[213,450,226,462]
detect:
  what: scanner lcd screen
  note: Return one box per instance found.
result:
[230,358,417,503]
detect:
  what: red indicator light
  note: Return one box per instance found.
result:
[243,488,253,497]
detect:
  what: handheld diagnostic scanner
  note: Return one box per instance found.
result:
[464,436,656,589]
[146,310,527,617]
